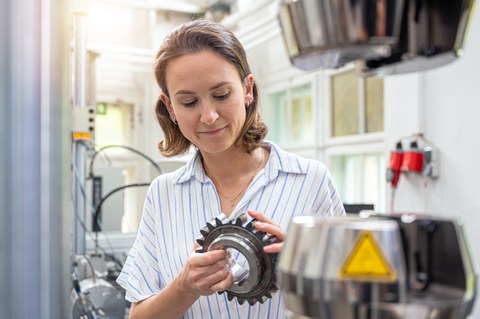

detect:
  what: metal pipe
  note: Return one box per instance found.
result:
[74,12,88,108]
[0,0,70,317]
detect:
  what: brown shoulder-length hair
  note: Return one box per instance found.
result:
[154,20,268,157]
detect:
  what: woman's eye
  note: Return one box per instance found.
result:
[182,100,197,107]
[214,92,230,100]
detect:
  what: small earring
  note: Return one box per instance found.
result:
[170,115,177,125]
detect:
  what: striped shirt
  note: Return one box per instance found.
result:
[117,141,345,318]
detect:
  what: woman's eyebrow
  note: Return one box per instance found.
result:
[174,81,233,97]
[209,81,232,91]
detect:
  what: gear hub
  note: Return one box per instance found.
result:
[195,214,279,305]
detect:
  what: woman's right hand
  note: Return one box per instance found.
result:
[130,247,233,319]
[176,247,233,299]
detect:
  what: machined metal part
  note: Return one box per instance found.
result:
[278,0,477,75]
[196,214,279,305]
[71,278,126,319]
[278,213,477,319]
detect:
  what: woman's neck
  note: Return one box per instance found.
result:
[202,146,267,216]
[201,146,264,182]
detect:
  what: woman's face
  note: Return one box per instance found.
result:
[162,49,254,156]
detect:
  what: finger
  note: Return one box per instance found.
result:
[247,210,275,224]
[190,249,228,267]
[197,263,232,293]
[254,221,285,241]
[263,242,284,254]
[191,242,200,252]
[209,270,234,292]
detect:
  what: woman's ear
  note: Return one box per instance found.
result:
[160,92,174,118]
[244,74,255,104]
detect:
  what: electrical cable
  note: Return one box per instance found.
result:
[88,144,162,178]
[71,254,98,283]
[72,160,115,256]
[390,188,396,213]
[71,141,161,273]
[71,140,121,260]
[93,183,151,233]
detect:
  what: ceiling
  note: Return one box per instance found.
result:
[91,0,237,15]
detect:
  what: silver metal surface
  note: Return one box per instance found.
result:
[72,278,126,319]
[278,0,477,75]
[278,214,477,319]
[279,0,404,69]
[361,0,477,76]
[0,0,71,318]
[196,214,278,305]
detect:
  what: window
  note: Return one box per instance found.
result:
[331,70,359,136]
[326,66,386,211]
[329,152,386,212]
[330,69,384,137]
[266,82,314,147]
[260,66,385,211]
[95,101,134,149]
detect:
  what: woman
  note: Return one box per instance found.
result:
[117,20,345,318]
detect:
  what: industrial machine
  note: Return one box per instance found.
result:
[276,0,478,315]
[70,254,126,319]
[279,0,477,75]
[278,213,477,319]
[70,142,162,318]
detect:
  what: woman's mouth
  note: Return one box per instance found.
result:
[199,126,227,135]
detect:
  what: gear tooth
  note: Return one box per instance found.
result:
[245,222,253,231]
[265,291,272,298]
[247,298,256,306]
[215,217,223,226]
[195,248,203,253]
[264,235,277,245]
[207,222,215,231]
[200,229,209,237]
[217,290,224,295]
[226,293,234,301]
[235,218,243,226]
[237,297,246,305]
[257,296,268,304]
[196,239,204,246]
[255,231,265,239]
[269,282,279,293]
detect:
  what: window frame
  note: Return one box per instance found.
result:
[322,64,386,211]
[323,65,385,143]
[263,73,321,156]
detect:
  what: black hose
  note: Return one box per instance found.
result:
[93,182,151,232]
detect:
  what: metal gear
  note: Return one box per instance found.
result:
[195,214,279,305]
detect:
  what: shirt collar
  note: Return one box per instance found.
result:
[173,140,307,184]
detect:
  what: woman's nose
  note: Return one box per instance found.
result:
[200,102,219,125]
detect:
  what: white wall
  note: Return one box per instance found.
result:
[385,4,480,317]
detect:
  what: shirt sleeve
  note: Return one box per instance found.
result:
[313,163,346,217]
[116,182,165,302]
[326,167,346,216]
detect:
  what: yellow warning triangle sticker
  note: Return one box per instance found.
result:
[339,230,397,281]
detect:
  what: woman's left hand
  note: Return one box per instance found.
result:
[247,210,286,254]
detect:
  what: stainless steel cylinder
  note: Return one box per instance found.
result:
[279,0,404,69]
[278,214,477,319]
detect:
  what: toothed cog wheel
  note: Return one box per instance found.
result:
[195,214,278,305]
